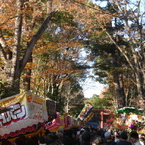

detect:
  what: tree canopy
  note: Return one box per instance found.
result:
[1,0,145,114]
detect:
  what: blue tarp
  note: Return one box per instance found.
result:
[86,122,99,128]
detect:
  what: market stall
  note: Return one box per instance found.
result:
[113,107,144,132]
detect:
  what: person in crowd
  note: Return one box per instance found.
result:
[38,135,47,145]
[96,129,105,138]
[48,139,63,145]
[31,135,39,145]
[114,131,121,143]
[130,131,144,145]
[14,134,27,145]
[25,137,38,145]
[91,135,105,145]
[140,134,145,145]
[78,128,85,145]
[116,131,132,145]
[56,131,63,141]
[81,130,91,145]
[90,128,97,139]
[1,139,12,145]
[104,131,117,145]
[46,132,59,145]
[61,129,76,145]
[76,128,81,142]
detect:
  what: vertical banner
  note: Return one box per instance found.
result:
[77,104,93,121]
[85,112,94,122]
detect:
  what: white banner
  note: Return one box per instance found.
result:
[0,92,48,137]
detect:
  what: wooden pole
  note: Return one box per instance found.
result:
[100,111,104,129]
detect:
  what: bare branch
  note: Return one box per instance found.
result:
[105,30,135,71]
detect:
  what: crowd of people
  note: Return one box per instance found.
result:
[0,126,145,145]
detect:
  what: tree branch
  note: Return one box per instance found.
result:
[20,11,56,72]
[0,16,18,26]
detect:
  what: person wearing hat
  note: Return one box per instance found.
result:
[104,131,117,145]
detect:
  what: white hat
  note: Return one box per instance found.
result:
[104,131,111,139]
[80,128,85,131]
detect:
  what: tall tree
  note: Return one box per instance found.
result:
[98,0,145,104]
[83,0,145,109]
[0,0,109,98]
[87,30,136,108]
[0,0,56,97]
[62,78,84,114]
[27,10,87,112]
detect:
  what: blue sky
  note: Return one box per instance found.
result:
[82,78,106,98]
[78,50,106,98]
[79,0,108,98]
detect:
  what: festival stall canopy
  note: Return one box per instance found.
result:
[0,91,55,139]
[117,107,143,114]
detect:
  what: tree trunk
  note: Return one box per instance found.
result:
[113,74,126,108]
[23,53,32,91]
[0,9,56,97]
[112,53,126,108]
[12,0,23,93]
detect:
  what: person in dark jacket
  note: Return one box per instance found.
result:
[15,134,27,145]
[61,129,76,145]
[1,139,12,145]
[81,131,91,145]
[116,131,132,145]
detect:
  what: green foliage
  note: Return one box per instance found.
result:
[83,1,138,108]
[0,80,16,99]
[69,103,84,118]
[52,11,77,27]
[117,107,143,115]
[90,94,113,109]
